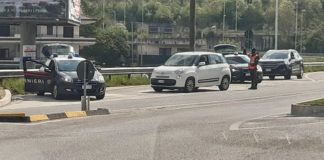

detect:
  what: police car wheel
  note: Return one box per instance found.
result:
[96,93,105,100]
[53,84,63,100]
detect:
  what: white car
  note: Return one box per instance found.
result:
[151,52,231,92]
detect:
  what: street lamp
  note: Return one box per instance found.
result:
[222,0,226,41]
[300,9,306,54]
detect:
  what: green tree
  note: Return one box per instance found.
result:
[81,28,130,67]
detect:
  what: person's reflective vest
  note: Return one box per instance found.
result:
[248,54,259,70]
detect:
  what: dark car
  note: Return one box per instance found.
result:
[259,50,304,80]
[214,44,243,56]
[23,56,106,100]
[225,54,263,83]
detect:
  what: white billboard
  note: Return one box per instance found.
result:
[68,0,81,23]
[0,0,66,19]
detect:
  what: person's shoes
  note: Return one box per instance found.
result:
[249,87,257,90]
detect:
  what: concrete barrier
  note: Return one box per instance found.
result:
[0,89,12,107]
[291,104,324,116]
[0,108,110,123]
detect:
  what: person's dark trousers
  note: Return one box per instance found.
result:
[250,70,258,89]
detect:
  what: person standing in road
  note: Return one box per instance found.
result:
[248,48,260,90]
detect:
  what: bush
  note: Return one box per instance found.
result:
[304,66,324,73]
[1,78,25,95]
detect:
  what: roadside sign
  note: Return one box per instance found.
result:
[77,60,95,111]
[77,60,95,82]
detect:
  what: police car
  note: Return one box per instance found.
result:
[23,55,106,100]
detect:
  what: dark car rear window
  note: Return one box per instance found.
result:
[225,56,249,64]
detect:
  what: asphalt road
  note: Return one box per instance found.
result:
[1,73,324,159]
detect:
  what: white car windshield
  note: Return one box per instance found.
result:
[164,55,198,66]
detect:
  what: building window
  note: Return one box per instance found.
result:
[159,48,171,56]
[163,27,173,34]
[0,25,10,37]
[0,49,9,60]
[149,26,158,34]
[63,26,74,38]
[47,25,53,35]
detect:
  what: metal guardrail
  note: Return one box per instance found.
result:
[304,62,324,67]
[0,63,323,79]
[0,67,155,79]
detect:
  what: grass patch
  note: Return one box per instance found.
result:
[304,66,324,73]
[303,56,324,62]
[301,99,324,106]
[0,87,5,99]
[1,78,25,95]
[105,75,150,87]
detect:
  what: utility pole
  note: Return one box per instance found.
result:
[295,0,298,50]
[223,0,226,41]
[300,9,306,54]
[235,0,238,32]
[102,0,105,30]
[124,0,126,25]
[275,0,278,50]
[189,0,196,51]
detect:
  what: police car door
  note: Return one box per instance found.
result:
[24,59,53,93]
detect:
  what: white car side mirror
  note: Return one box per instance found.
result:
[198,62,206,66]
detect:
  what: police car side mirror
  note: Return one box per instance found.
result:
[44,68,51,73]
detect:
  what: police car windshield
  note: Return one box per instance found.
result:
[164,55,198,66]
[262,51,289,59]
[57,60,82,72]
[225,56,250,64]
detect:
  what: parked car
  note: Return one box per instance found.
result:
[214,44,242,56]
[151,52,231,92]
[23,56,106,100]
[259,49,304,80]
[225,54,263,83]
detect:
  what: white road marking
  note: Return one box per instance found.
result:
[286,133,291,145]
[253,132,260,143]
[305,73,316,82]
[222,132,228,141]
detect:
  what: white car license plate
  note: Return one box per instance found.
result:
[158,80,165,83]
[266,69,271,72]
[246,73,251,76]
[82,85,92,89]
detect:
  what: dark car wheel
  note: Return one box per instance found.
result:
[269,75,275,80]
[297,66,304,79]
[284,74,291,80]
[53,84,63,100]
[153,87,163,92]
[219,76,230,91]
[96,93,105,100]
[184,78,195,93]
[37,92,45,96]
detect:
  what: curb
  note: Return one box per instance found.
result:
[0,89,12,107]
[0,108,110,123]
[291,104,324,116]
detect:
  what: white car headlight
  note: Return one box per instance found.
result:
[98,75,105,83]
[174,69,184,75]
